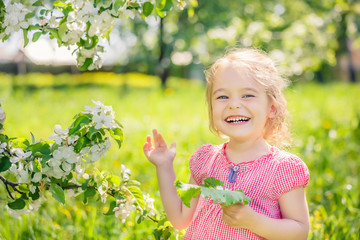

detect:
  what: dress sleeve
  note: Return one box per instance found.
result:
[273,155,310,199]
[189,144,214,185]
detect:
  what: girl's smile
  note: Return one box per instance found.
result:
[224,115,251,125]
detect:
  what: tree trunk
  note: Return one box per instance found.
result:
[157,17,171,89]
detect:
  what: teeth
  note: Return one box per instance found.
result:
[226,117,249,123]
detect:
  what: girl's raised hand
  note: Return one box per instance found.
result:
[143,129,176,167]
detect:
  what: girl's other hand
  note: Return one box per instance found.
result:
[221,203,257,229]
[143,129,176,168]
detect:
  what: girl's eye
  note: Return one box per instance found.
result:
[217,96,228,100]
[243,95,254,98]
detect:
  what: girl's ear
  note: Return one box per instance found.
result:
[268,104,277,118]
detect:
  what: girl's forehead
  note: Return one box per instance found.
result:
[212,65,262,90]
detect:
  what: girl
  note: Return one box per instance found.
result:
[143,48,310,240]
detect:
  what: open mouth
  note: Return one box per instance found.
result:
[225,116,250,124]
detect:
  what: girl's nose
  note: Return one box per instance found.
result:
[229,105,240,110]
[229,100,242,110]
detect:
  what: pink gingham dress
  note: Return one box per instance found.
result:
[184,142,309,240]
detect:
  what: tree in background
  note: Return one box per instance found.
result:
[1,0,359,86]
[121,0,360,86]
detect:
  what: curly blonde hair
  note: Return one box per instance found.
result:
[204,48,291,146]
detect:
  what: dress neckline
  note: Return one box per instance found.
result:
[220,141,277,169]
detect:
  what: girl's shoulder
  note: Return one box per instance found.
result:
[270,147,307,168]
[270,147,310,196]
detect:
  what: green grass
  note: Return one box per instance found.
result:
[0,73,359,239]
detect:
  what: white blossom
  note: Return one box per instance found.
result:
[29,184,37,194]
[2,2,34,36]
[121,164,131,181]
[6,205,31,219]
[67,135,79,145]
[32,172,42,183]
[52,146,79,164]
[0,107,6,123]
[49,125,69,145]
[113,198,137,223]
[143,194,156,216]
[10,149,32,164]
[0,142,7,154]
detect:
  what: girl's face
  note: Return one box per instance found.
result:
[211,65,275,142]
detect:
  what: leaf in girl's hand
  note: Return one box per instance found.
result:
[175,177,251,208]
[175,180,201,208]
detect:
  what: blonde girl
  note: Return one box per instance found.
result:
[144,48,310,240]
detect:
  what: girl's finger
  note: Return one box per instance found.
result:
[146,135,152,144]
[152,129,159,148]
[157,133,168,148]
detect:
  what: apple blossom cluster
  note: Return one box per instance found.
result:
[0,101,156,228]
[0,1,34,39]
[0,0,191,71]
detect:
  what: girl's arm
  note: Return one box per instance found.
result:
[222,187,309,240]
[143,129,199,230]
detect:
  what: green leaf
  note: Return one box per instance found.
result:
[81,179,90,190]
[58,22,68,39]
[79,58,93,71]
[202,177,224,188]
[7,198,26,210]
[88,126,100,141]
[32,159,42,172]
[108,128,123,148]
[84,36,99,50]
[174,180,201,208]
[29,188,40,200]
[50,183,65,204]
[25,12,35,20]
[143,2,154,17]
[23,29,29,47]
[32,32,42,42]
[9,137,30,149]
[103,26,112,42]
[110,175,121,187]
[83,187,96,204]
[53,1,66,7]
[19,184,29,193]
[28,141,51,155]
[69,114,91,134]
[114,0,123,12]
[30,132,36,144]
[48,29,62,45]
[175,177,251,208]
[158,0,173,11]
[28,24,41,31]
[74,136,90,153]
[104,201,116,215]
[32,1,43,6]
[127,186,145,209]
[0,156,11,172]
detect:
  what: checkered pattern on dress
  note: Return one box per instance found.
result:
[184,142,310,240]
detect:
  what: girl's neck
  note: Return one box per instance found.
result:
[225,137,271,164]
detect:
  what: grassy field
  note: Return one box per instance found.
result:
[0,73,359,239]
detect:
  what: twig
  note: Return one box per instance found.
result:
[62,184,81,190]
[0,175,23,200]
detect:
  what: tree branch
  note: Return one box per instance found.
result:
[0,175,23,199]
[62,184,81,189]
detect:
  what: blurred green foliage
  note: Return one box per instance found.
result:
[0,73,359,239]
[117,0,360,82]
